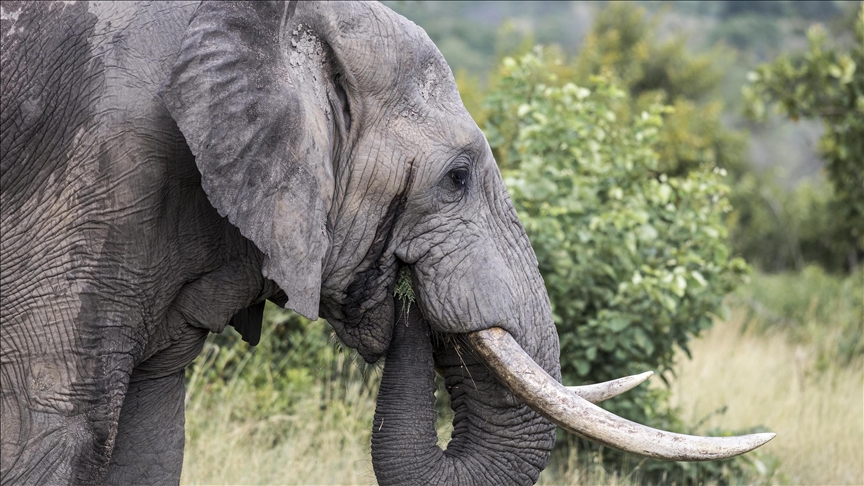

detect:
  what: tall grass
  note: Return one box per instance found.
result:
[182,346,379,484]
[668,268,863,485]
[181,310,380,485]
[668,310,863,485]
[732,265,863,368]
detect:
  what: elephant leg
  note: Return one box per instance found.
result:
[104,371,187,485]
[105,326,207,485]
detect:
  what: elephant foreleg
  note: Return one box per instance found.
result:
[105,326,208,485]
[105,370,187,485]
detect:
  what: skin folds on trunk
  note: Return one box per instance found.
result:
[371,299,555,486]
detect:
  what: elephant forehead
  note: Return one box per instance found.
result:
[385,106,484,158]
[417,59,459,106]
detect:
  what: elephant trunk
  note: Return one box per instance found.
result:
[371,298,554,486]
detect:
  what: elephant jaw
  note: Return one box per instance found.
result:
[467,327,776,461]
[326,304,395,364]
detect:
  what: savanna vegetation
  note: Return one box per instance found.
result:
[182,2,863,484]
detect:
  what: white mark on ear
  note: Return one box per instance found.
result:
[0,5,21,21]
[286,24,331,120]
[417,58,461,109]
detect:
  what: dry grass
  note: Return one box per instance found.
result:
[668,311,864,485]
[538,448,639,486]
[180,352,379,485]
[181,400,376,485]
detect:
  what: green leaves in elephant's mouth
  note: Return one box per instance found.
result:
[393,266,415,318]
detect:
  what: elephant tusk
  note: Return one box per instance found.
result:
[466,328,775,461]
[566,371,653,404]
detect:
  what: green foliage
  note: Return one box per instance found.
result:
[709,14,783,55]
[561,2,859,274]
[393,266,415,320]
[574,4,724,105]
[186,303,372,421]
[728,173,856,272]
[655,99,749,179]
[562,3,750,180]
[482,47,751,483]
[734,265,864,368]
[744,6,864,261]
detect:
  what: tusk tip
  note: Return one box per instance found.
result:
[630,370,653,383]
[754,432,776,444]
[711,432,776,459]
[565,370,654,404]
[729,432,776,457]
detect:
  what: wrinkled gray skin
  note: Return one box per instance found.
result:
[0,1,560,485]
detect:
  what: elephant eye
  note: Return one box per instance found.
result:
[439,161,471,203]
[449,168,469,188]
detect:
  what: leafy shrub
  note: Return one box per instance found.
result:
[186,303,372,421]
[728,172,856,273]
[482,47,753,483]
[554,1,859,274]
[570,3,750,181]
[734,265,864,368]
[744,6,864,266]
[485,45,747,414]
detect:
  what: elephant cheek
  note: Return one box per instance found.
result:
[421,250,518,336]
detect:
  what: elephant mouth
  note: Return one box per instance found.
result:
[463,327,776,460]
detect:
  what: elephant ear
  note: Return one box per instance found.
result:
[160,1,333,319]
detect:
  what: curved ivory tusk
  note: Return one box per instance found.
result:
[467,328,775,461]
[567,371,653,404]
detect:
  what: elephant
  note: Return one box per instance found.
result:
[0,1,773,484]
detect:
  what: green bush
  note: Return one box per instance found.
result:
[186,303,371,421]
[570,3,749,181]
[734,265,864,369]
[728,173,855,273]
[483,47,753,483]
[744,6,864,265]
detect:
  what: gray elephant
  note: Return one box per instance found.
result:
[0,1,772,485]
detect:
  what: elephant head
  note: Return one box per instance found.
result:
[160,1,772,483]
[160,0,555,365]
